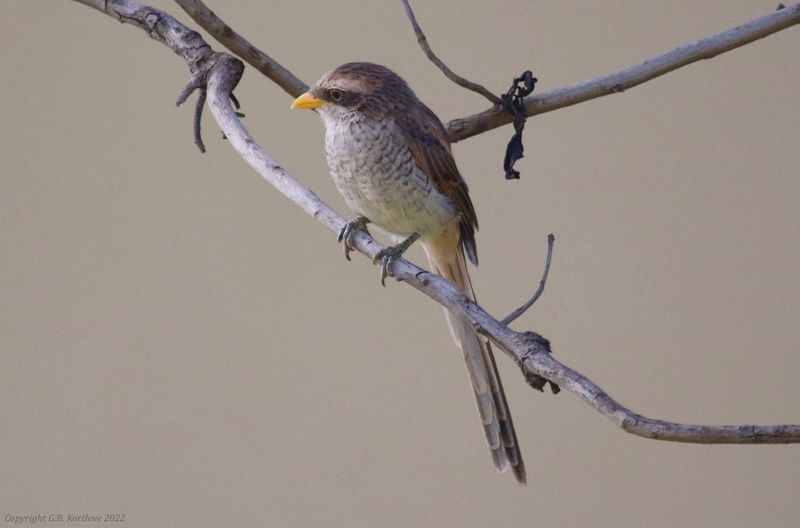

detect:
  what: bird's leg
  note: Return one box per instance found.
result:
[373,232,420,287]
[337,215,371,261]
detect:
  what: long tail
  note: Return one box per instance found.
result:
[422,230,526,484]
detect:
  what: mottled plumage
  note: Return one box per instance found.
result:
[292,62,525,483]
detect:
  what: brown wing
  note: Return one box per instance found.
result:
[397,102,479,265]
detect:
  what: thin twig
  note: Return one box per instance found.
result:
[501,234,554,326]
[446,2,800,142]
[174,0,308,97]
[401,0,500,104]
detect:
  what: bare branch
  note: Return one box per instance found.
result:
[532,348,800,444]
[446,3,800,142]
[174,0,308,98]
[401,0,500,104]
[395,273,800,444]
[72,0,800,445]
[74,0,214,66]
[501,234,554,326]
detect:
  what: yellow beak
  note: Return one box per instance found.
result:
[291,91,326,110]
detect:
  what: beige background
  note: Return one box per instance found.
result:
[2,1,799,526]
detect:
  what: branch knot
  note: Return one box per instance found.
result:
[516,331,560,394]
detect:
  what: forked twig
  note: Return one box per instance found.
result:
[174,0,308,97]
[446,3,800,142]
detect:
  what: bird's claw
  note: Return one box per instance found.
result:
[372,232,420,287]
[337,216,370,261]
[372,249,396,287]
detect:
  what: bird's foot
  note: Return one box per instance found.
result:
[373,232,420,287]
[337,215,371,261]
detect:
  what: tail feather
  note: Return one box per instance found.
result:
[422,230,526,484]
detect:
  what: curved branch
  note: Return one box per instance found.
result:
[446,3,800,142]
[75,0,213,64]
[532,351,800,444]
[174,0,308,98]
[72,0,800,445]
[400,0,500,104]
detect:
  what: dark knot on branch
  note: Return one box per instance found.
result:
[516,330,560,394]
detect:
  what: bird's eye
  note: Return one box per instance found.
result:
[328,89,343,102]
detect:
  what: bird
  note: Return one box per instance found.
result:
[291,62,525,483]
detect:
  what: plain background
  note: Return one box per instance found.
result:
[2,1,799,526]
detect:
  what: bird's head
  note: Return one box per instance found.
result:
[291,62,415,121]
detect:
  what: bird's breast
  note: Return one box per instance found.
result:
[324,118,458,238]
